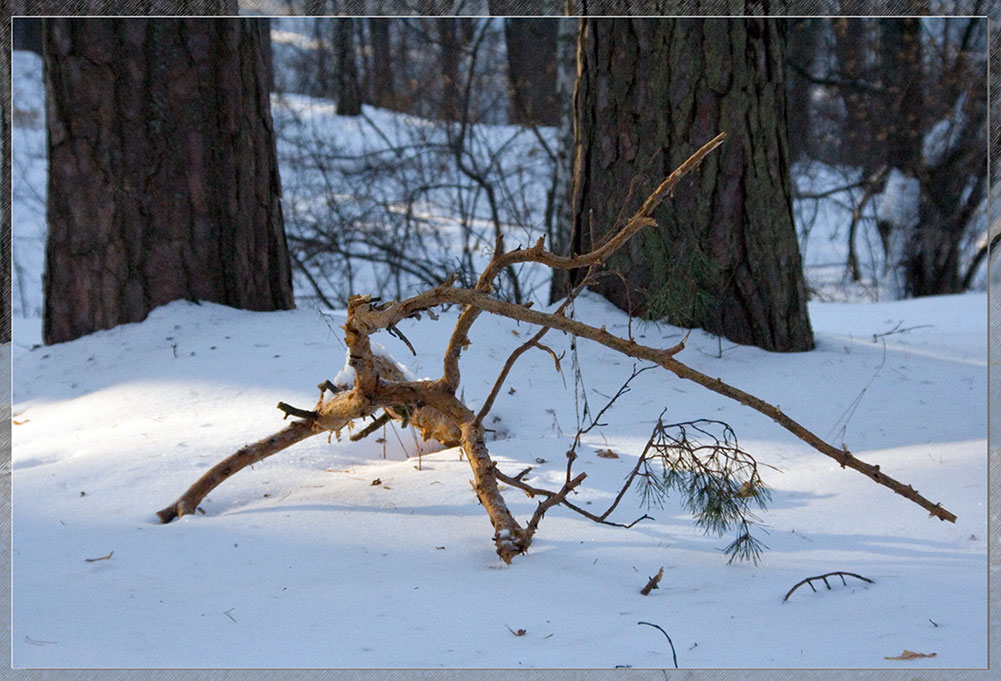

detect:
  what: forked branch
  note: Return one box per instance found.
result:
[157,132,954,568]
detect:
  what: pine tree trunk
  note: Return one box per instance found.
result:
[570,18,813,352]
[43,18,294,345]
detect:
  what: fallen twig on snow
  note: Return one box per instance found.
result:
[637,621,679,668]
[640,567,664,595]
[783,571,874,602]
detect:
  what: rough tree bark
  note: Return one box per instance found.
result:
[568,18,814,352]
[157,135,955,565]
[43,18,293,345]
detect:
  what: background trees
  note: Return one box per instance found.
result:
[14,11,989,346]
[787,14,988,298]
[43,18,294,344]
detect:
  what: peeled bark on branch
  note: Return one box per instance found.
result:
[158,133,954,566]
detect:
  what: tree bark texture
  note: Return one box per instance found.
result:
[570,18,813,352]
[43,18,294,345]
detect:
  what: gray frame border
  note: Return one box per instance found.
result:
[2,1,996,679]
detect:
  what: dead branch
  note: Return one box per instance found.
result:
[783,571,874,602]
[156,420,319,523]
[157,131,954,567]
[422,286,956,524]
[640,567,664,595]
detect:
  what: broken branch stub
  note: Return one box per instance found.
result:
[157,132,954,565]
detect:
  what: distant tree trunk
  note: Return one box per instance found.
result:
[369,18,395,109]
[500,18,560,127]
[43,18,294,345]
[831,18,878,171]
[904,75,987,297]
[333,18,362,116]
[547,17,582,304]
[785,18,820,162]
[569,18,813,352]
[437,19,463,121]
[312,19,331,98]
[11,0,239,11]
[2,23,11,342]
[879,18,924,173]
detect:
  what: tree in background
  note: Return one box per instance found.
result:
[43,18,294,345]
[567,18,814,352]
[333,18,363,115]
[368,18,395,109]
[788,14,988,297]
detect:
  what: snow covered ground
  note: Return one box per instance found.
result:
[9,47,989,669]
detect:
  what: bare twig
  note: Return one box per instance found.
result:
[783,571,874,602]
[637,621,679,669]
[84,551,113,563]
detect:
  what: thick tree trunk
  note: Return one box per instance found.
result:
[43,18,294,345]
[570,18,813,352]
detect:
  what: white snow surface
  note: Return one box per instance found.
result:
[11,291,987,668]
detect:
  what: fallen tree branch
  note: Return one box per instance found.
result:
[156,420,319,523]
[157,131,954,568]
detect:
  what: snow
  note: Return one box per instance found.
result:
[9,47,988,670]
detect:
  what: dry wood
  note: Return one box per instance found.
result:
[157,132,954,566]
[640,567,665,595]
